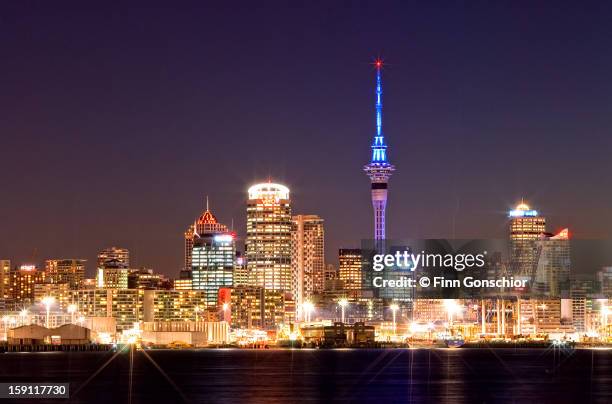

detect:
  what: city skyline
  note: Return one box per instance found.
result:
[3,2,612,275]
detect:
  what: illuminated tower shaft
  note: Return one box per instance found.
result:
[364,60,395,242]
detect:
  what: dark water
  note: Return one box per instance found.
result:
[0,348,611,403]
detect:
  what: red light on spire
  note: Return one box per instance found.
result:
[374,58,383,70]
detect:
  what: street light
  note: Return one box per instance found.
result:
[444,299,461,327]
[41,296,55,328]
[19,309,29,326]
[67,304,77,324]
[303,301,314,323]
[390,303,399,335]
[2,315,10,341]
[338,299,349,324]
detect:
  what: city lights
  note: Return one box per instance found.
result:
[303,301,314,323]
[338,299,349,323]
[41,296,56,328]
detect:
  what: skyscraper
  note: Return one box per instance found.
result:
[291,214,325,315]
[339,249,363,290]
[97,247,130,269]
[191,223,235,307]
[364,59,395,243]
[246,183,292,292]
[44,259,86,289]
[534,228,571,297]
[0,259,10,300]
[184,199,229,276]
[509,201,546,278]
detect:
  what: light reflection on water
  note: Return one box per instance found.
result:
[0,348,610,403]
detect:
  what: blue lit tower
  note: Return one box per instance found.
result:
[364,59,395,242]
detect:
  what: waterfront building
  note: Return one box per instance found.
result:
[44,259,86,289]
[140,321,230,347]
[246,183,292,292]
[33,283,71,311]
[142,290,209,323]
[223,286,291,329]
[364,59,395,244]
[291,214,325,317]
[508,202,546,278]
[339,249,363,290]
[71,289,143,331]
[518,298,574,336]
[412,299,448,323]
[571,277,597,333]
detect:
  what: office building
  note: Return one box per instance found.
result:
[44,259,86,289]
[246,183,292,292]
[190,208,235,307]
[0,260,10,299]
[184,199,229,275]
[339,249,363,290]
[291,214,325,316]
[97,247,130,269]
[509,202,546,278]
[96,267,129,289]
[8,265,45,303]
[534,229,571,297]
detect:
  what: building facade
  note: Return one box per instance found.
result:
[291,214,325,317]
[44,259,86,289]
[509,202,546,279]
[246,183,292,292]
[339,249,363,290]
[97,247,130,269]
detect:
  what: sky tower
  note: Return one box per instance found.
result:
[364,58,395,242]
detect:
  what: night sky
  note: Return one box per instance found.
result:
[2,2,612,277]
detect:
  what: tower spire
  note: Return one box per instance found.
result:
[206,195,209,211]
[364,57,395,243]
[371,58,388,164]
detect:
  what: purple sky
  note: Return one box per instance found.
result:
[2,2,612,276]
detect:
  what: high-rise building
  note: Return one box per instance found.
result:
[509,202,546,278]
[223,286,292,329]
[598,267,612,297]
[184,199,229,275]
[339,249,363,290]
[246,183,292,292]
[191,213,235,307]
[534,229,570,297]
[142,290,209,322]
[96,267,129,289]
[44,259,86,289]
[9,265,45,303]
[364,59,395,243]
[97,247,130,269]
[128,268,168,290]
[291,214,325,316]
[0,259,10,299]
[233,252,250,286]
